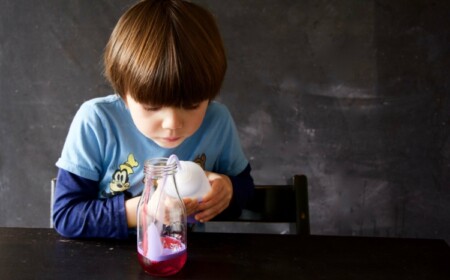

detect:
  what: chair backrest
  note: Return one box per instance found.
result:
[50,178,56,228]
[202,174,310,236]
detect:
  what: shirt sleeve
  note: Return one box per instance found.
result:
[212,104,249,176]
[208,103,254,219]
[52,168,129,239]
[56,102,106,181]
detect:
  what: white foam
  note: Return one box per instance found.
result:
[164,161,211,200]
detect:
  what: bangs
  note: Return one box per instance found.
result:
[104,0,227,108]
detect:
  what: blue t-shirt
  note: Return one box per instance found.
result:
[53,94,253,239]
[56,94,248,198]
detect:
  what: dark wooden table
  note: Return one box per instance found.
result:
[1,227,449,279]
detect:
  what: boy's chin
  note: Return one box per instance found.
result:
[153,139,184,149]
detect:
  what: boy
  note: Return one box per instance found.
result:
[53,0,254,239]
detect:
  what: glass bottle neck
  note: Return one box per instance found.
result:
[144,157,178,180]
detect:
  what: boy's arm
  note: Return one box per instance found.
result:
[213,163,255,220]
[52,169,129,239]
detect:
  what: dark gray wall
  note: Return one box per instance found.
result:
[1,0,449,242]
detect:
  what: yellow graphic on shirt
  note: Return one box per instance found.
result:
[109,154,139,194]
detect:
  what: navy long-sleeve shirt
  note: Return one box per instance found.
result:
[52,164,254,239]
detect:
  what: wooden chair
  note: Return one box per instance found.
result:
[202,174,310,236]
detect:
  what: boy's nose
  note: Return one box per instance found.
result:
[161,108,183,130]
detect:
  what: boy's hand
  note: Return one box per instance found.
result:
[125,196,141,228]
[182,197,199,216]
[194,171,233,222]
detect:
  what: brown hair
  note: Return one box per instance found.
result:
[103,0,227,108]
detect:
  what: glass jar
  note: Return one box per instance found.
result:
[137,155,187,277]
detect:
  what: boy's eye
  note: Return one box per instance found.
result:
[184,103,200,110]
[143,106,161,112]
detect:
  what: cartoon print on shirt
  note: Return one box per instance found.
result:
[194,153,206,170]
[102,153,139,198]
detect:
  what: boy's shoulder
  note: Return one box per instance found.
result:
[202,101,235,130]
[208,101,231,117]
[78,94,124,114]
[82,94,121,108]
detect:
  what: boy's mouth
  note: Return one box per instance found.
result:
[162,136,182,142]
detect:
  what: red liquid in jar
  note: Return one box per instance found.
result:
[138,236,187,276]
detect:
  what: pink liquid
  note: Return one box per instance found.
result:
[138,236,187,276]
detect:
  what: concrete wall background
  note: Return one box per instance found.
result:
[1,0,449,242]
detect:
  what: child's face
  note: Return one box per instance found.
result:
[125,94,209,149]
